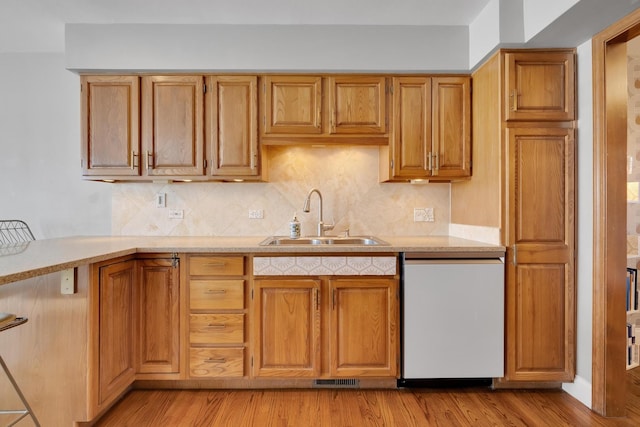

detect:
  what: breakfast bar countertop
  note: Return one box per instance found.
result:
[0,235,505,286]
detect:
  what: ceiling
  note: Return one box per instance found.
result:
[0,0,491,52]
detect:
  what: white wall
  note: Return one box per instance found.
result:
[522,0,579,40]
[0,53,111,239]
[65,24,470,72]
[562,39,594,408]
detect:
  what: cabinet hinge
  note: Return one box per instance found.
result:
[171,253,179,268]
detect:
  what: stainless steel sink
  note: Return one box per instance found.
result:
[259,236,389,246]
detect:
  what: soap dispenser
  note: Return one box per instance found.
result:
[289,212,301,239]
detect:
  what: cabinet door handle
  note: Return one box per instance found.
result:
[206,324,226,329]
[205,358,226,364]
[510,90,518,111]
[434,152,439,173]
[204,262,226,267]
[131,151,138,170]
[205,289,226,295]
[428,151,433,171]
[512,245,518,266]
[146,150,154,169]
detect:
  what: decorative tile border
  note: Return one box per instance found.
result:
[253,256,396,276]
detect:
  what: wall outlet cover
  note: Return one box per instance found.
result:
[169,209,184,219]
[413,208,435,222]
[249,209,264,219]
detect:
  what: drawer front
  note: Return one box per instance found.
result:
[190,280,244,310]
[189,256,244,276]
[190,348,244,378]
[190,314,244,344]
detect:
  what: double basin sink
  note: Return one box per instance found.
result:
[259,236,389,246]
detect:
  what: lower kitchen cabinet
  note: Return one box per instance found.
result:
[135,257,181,377]
[90,254,182,415]
[91,257,136,412]
[330,278,398,377]
[251,277,398,378]
[252,278,322,377]
[186,255,248,378]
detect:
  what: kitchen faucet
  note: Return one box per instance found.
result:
[302,188,334,237]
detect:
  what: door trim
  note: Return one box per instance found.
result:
[592,8,640,416]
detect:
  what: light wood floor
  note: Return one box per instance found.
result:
[95,370,640,426]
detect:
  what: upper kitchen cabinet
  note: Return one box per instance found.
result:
[80,75,140,177]
[263,75,322,135]
[327,76,387,135]
[504,51,575,122]
[380,76,470,182]
[141,75,205,177]
[260,75,389,145]
[206,76,261,178]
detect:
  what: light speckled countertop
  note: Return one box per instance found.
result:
[0,235,505,286]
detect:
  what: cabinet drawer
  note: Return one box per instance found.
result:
[190,280,244,310]
[189,256,244,276]
[190,348,244,378]
[190,314,244,344]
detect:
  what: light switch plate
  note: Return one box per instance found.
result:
[156,192,166,208]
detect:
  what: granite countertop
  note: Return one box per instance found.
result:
[0,235,505,286]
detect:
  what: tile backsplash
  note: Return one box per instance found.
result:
[112,146,450,237]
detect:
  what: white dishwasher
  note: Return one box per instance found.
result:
[399,254,504,385]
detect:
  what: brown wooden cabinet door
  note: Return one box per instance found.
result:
[328,76,387,134]
[432,76,471,178]
[135,258,180,375]
[142,75,204,176]
[504,52,575,121]
[207,76,259,177]
[329,278,398,377]
[390,77,432,179]
[504,127,575,382]
[98,260,136,405]
[81,75,140,176]
[252,279,321,377]
[263,76,322,134]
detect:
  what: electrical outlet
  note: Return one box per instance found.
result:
[169,209,184,219]
[424,207,434,222]
[249,209,264,219]
[413,208,435,222]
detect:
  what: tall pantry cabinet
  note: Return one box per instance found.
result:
[451,49,576,384]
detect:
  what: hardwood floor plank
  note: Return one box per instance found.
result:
[95,372,640,427]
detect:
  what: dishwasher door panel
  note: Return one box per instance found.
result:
[402,259,504,379]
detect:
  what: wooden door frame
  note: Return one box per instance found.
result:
[592,8,640,416]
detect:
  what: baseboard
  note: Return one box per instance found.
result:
[562,375,592,409]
